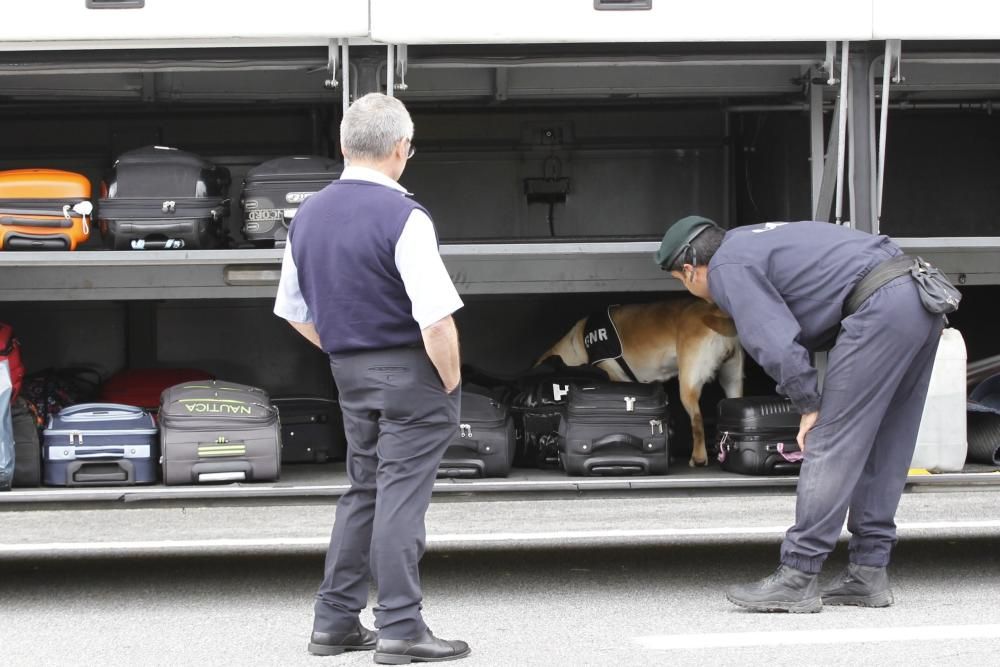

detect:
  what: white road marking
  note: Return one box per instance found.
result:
[636,624,1000,650]
[1,519,999,554]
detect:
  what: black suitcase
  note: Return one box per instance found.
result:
[12,397,41,487]
[559,382,669,476]
[273,395,346,464]
[716,397,802,475]
[98,145,231,250]
[240,156,342,247]
[438,386,516,478]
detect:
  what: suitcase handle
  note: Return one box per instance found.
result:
[452,433,499,456]
[58,403,147,419]
[0,216,73,228]
[66,460,135,486]
[192,461,253,483]
[75,448,128,459]
[86,0,145,8]
[130,238,188,250]
[590,433,646,451]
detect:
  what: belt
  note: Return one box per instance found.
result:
[843,254,915,318]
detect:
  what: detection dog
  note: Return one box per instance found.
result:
[538,298,744,466]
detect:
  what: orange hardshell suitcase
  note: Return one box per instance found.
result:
[0,169,92,250]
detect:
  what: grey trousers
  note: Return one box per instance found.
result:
[780,276,945,574]
[313,345,460,640]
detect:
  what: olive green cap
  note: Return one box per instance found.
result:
[654,215,719,270]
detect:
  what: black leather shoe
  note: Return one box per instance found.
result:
[307,624,377,656]
[726,564,822,613]
[822,563,894,607]
[373,629,471,664]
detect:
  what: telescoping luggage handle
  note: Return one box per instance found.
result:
[66,459,135,486]
[577,431,661,454]
[86,0,145,8]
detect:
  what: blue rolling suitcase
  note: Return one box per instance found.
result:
[43,403,159,486]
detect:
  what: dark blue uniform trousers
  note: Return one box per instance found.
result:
[781,276,945,574]
[313,346,459,640]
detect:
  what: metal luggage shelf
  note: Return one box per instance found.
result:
[1,465,998,509]
[1,237,1000,301]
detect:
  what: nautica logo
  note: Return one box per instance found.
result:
[184,403,252,415]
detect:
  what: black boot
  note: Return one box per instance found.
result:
[821,563,894,607]
[374,629,471,664]
[307,623,377,656]
[726,564,822,613]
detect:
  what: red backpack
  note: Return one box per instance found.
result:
[0,322,25,402]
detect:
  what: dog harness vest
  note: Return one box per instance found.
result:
[582,307,640,383]
[290,180,429,354]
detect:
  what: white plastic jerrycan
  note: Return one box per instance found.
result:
[911,328,967,473]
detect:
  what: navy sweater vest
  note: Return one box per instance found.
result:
[290,179,429,354]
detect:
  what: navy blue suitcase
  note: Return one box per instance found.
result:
[43,403,159,486]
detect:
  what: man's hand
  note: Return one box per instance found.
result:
[797,411,819,453]
[422,315,461,392]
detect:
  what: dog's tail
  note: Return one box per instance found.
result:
[535,318,588,367]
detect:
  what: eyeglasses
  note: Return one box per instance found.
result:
[405,140,415,160]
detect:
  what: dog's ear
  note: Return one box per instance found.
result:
[701,313,737,337]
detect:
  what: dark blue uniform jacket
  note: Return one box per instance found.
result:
[708,221,901,414]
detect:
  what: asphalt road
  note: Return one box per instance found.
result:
[2,491,999,666]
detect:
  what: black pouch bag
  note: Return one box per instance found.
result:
[911,257,962,315]
[509,357,609,469]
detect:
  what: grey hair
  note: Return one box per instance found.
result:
[339,93,414,161]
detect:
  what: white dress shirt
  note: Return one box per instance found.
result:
[273,165,464,330]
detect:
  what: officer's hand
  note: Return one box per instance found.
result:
[797,411,819,453]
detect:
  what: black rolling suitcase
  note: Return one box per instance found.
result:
[240,156,342,247]
[438,386,516,478]
[273,395,346,464]
[559,382,669,476]
[716,397,802,475]
[12,397,41,487]
[98,146,231,250]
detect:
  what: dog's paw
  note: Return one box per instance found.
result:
[688,457,709,468]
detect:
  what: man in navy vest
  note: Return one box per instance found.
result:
[275,93,470,662]
[656,217,945,613]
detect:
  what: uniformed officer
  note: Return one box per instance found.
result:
[655,216,945,612]
[274,93,471,660]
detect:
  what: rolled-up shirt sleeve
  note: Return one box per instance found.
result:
[709,262,820,414]
[395,210,464,329]
[273,236,313,324]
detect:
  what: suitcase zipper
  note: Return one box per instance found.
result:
[567,406,666,419]
[567,417,665,435]
[99,197,228,219]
